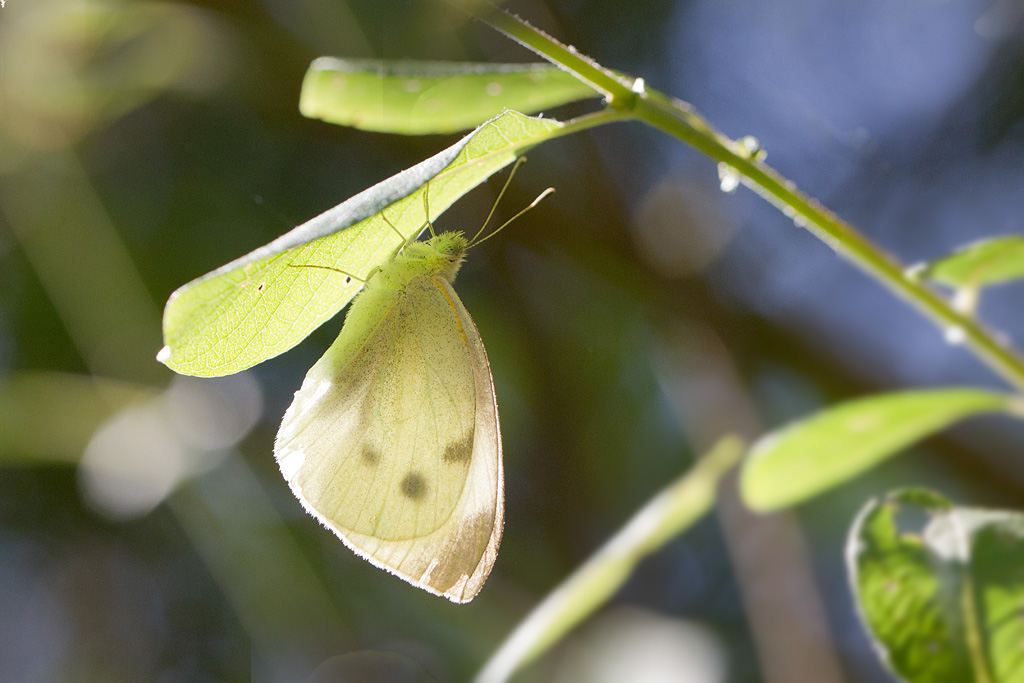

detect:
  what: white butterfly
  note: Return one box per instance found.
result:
[275,166,550,602]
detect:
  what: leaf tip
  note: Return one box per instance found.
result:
[737,434,787,512]
[738,459,777,513]
[156,345,172,365]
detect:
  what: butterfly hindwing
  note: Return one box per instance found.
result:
[275,271,503,602]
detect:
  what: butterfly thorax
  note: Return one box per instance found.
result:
[369,231,469,291]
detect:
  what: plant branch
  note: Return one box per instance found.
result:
[462,2,636,106]
[466,3,1024,394]
[634,92,1024,392]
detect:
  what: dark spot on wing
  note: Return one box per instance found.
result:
[361,447,380,466]
[443,432,474,464]
[401,472,427,500]
[256,282,265,292]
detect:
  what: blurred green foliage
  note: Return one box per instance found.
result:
[3,1,1024,682]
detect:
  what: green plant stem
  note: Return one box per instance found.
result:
[635,91,1024,394]
[468,2,1024,395]
[465,3,635,104]
[474,437,745,683]
[553,106,633,138]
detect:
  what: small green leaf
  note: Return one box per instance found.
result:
[299,58,599,134]
[848,488,1024,683]
[160,110,563,377]
[741,389,1010,511]
[916,236,1024,290]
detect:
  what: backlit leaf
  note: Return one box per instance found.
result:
[300,59,598,134]
[848,489,1024,683]
[160,110,563,377]
[741,389,1011,511]
[915,236,1024,290]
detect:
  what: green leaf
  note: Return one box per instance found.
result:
[848,488,1024,683]
[474,437,744,683]
[915,236,1024,290]
[741,389,1011,511]
[299,59,599,134]
[160,110,563,377]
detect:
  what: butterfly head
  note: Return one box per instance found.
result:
[398,231,470,284]
[428,231,470,259]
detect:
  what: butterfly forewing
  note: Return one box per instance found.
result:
[275,271,502,602]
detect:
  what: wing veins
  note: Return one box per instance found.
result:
[317,303,402,530]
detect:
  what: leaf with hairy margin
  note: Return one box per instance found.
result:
[300,59,598,134]
[848,488,1024,683]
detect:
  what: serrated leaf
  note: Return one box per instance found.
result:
[848,488,1024,683]
[917,236,1024,290]
[299,58,599,134]
[160,110,563,377]
[741,389,1010,511]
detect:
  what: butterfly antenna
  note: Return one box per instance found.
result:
[471,187,555,248]
[380,211,410,257]
[423,182,437,238]
[470,156,527,244]
[287,263,366,284]
[381,211,404,242]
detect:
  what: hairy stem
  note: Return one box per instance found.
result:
[634,91,1024,393]
[469,2,1024,393]
[464,2,635,105]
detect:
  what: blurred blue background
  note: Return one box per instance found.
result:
[1,0,1023,681]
